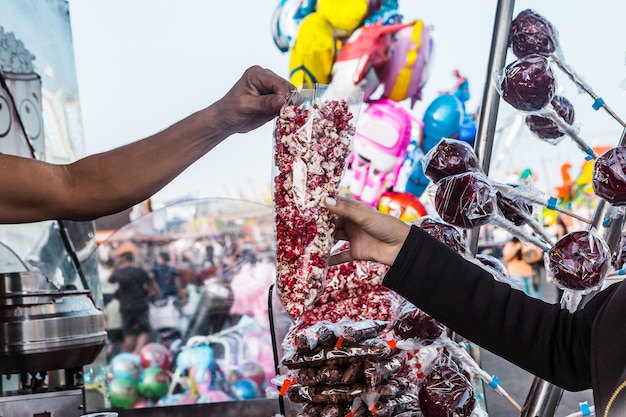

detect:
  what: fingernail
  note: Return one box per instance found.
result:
[325,197,337,207]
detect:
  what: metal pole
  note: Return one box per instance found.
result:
[521,127,626,417]
[468,0,516,255]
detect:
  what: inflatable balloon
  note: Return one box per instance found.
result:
[383,19,434,107]
[365,0,402,25]
[347,98,414,205]
[208,390,231,402]
[271,0,316,52]
[422,94,464,140]
[405,94,464,197]
[230,378,262,400]
[317,0,370,35]
[108,352,143,382]
[377,190,427,222]
[234,361,267,390]
[139,342,171,370]
[289,12,336,87]
[330,22,411,101]
[108,377,139,409]
[137,366,171,401]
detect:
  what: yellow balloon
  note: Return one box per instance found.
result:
[317,0,369,34]
[289,12,336,87]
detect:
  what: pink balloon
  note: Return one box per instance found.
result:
[209,390,231,402]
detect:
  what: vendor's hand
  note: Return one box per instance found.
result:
[325,196,411,266]
[213,66,295,136]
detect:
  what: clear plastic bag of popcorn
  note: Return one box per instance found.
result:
[273,85,362,319]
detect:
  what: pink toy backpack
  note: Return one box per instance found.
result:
[346,98,414,206]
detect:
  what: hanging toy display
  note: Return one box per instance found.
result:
[346,98,414,205]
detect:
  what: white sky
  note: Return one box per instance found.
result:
[68,1,626,205]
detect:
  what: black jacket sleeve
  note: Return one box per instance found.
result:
[383,225,596,391]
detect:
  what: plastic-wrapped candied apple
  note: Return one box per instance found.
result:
[434,172,495,229]
[495,190,533,226]
[547,230,609,292]
[508,9,559,58]
[392,303,443,343]
[592,147,626,206]
[423,138,482,183]
[419,364,476,417]
[476,253,509,278]
[525,95,575,142]
[415,216,469,255]
[500,54,556,112]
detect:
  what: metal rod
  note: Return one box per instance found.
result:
[467,0,516,255]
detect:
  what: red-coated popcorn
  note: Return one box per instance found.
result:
[273,94,356,319]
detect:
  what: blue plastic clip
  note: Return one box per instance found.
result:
[603,217,612,227]
[579,401,591,416]
[547,197,558,210]
[489,375,500,389]
[592,98,605,110]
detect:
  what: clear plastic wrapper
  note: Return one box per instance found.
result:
[273,87,361,319]
[391,302,444,344]
[282,338,399,370]
[433,172,496,229]
[509,9,559,58]
[314,260,389,306]
[547,230,610,311]
[525,95,575,143]
[414,216,470,257]
[433,172,551,251]
[363,393,421,417]
[418,359,476,417]
[474,253,525,291]
[422,138,482,183]
[592,146,626,205]
[295,362,365,386]
[495,189,554,246]
[287,383,366,404]
[499,54,556,112]
[293,287,402,332]
[363,358,405,389]
[289,319,389,353]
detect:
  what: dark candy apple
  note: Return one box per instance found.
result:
[434,173,495,229]
[423,138,482,183]
[392,304,443,342]
[495,190,533,226]
[476,253,509,278]
[416,216,469,255]
[548,231,609,291]
[592,147,626,206]
[419,364,476,417]
[500,54,556,112]
[525,95,575,141]
[509,9,559,58]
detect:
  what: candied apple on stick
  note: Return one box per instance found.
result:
[547,230,610,311]
[509,8,626,127]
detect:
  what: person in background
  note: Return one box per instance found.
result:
[151,252,182,301]
[324,196,625,417]
[501,236,544,298]
[108,251,158,355]
[0,66,293,224]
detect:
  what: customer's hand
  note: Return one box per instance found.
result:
[213,66,295,136]
[325,196,411,266]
